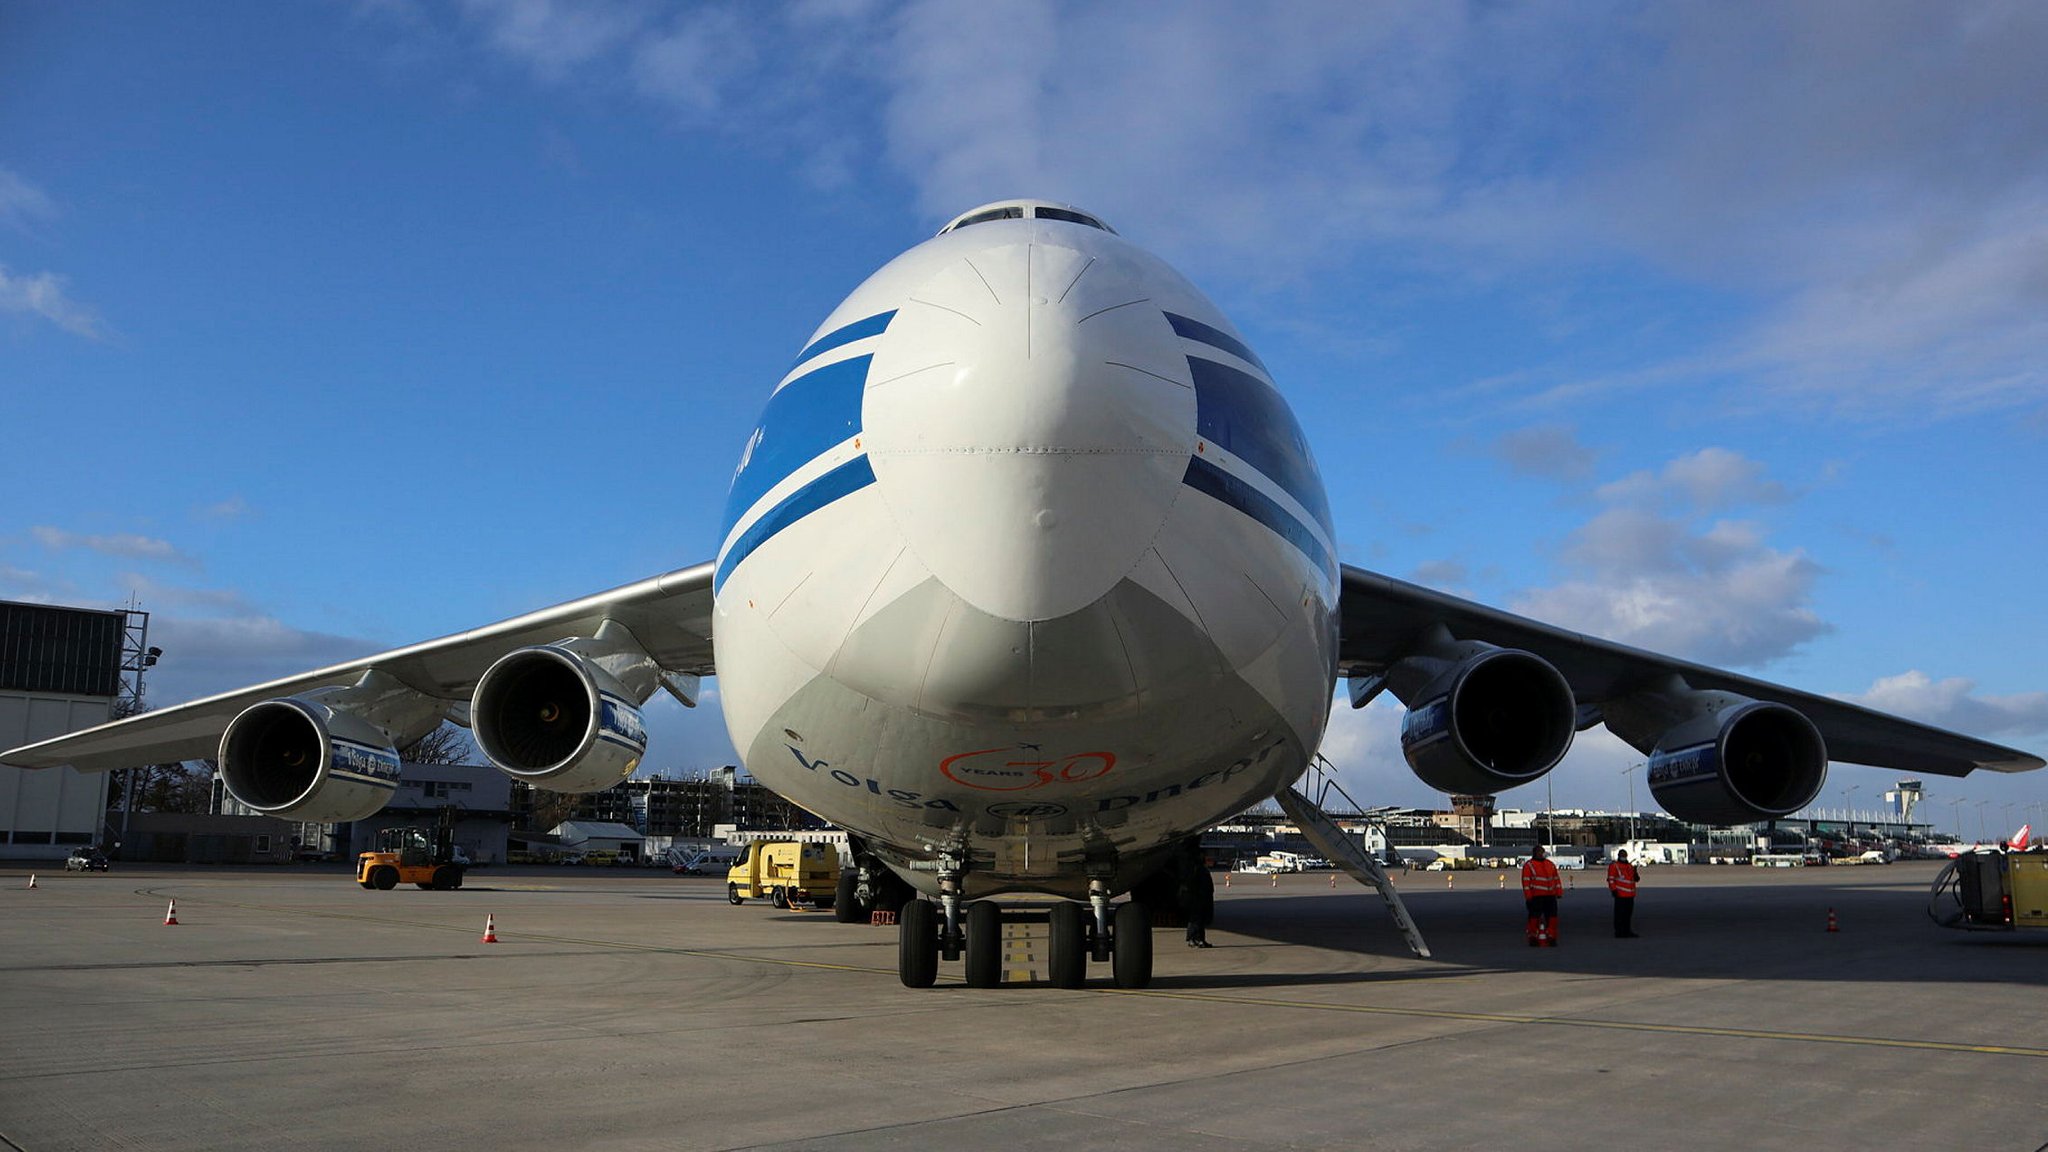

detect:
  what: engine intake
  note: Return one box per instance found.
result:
[1398,648,1575,795]
[218,699,401,822]
[472,645,647,793]
[1647,701,1826,824]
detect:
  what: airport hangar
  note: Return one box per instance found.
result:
[0,600,137,861]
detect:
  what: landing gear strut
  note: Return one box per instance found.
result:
[897,853,966,988]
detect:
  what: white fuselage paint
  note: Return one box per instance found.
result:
[712,210,1338,898]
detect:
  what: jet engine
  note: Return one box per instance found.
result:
[218,698,405,822]
[1387,631,1577,796]
[1646,700,1826,824]
[471,639,651,793]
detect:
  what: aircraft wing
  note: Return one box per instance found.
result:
[1,563,716,773]
[1337,564,2044,777]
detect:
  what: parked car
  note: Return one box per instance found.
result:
[65,847,110,872]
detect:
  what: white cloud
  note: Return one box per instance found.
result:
[1596,447,1790,512]
[1493,424,1598,483]
[456,0,646,83]
[0,265,106,339]
[383,4,2048,416]
[31,526,184,561]
[1511,449,1828,667]
[195,496,251,521]
[1409,559,1467,589]
[113,573,256,616]
[145,615,379,704]
[630,10,758,118]
[0,168,54,232]
[1839,671,2048,742]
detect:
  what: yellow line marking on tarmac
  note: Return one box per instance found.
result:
[1099,987,2048,1059]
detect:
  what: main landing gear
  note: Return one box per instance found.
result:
[896,883,1153,990]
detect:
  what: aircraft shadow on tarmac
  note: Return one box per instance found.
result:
[1206,888,2048,988]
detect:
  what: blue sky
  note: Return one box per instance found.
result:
[5,2,2045,833]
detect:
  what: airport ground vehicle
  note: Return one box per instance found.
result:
[65,847,110,872]
[1929,849,2048,931]
[357,811,465,891]
[727,840,839,909]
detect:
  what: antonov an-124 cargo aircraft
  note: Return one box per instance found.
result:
[8,200,2040,988]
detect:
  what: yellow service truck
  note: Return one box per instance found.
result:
[726,840,840,910]
[1930,849,2048,931]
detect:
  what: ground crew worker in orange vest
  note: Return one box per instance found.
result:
[1607,850,1640,938]
[1521,845,1563,946]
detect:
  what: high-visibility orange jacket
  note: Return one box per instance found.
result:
[1520,857,1562,898]
[1607,860,1639,898]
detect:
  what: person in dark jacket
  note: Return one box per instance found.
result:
[1177,845,1215,947]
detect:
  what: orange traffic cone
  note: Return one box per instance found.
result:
[1223,872,1232,888]
[1329,872,1337,889]
[1269,872,1278,887]
[481,914,499,943]
[1825,907,1839,933]
[1447,873,1454,889]
[163,899,179,926]
[1498,874,1505,889]
[26,873,36,890]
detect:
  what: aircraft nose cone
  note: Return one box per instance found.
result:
[863,240,1196,621]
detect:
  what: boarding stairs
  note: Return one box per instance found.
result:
[1273,760,1432,959]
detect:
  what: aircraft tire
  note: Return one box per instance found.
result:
[371,866,398,891]
[963,901,1003,988]
[1047,901,1087,989]
[728,883,744,906]
[833,870,863,923]
[1112,901,1153,990]
[898,898,939,988]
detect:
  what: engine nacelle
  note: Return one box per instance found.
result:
[1647,700,1827,824]
[472,645,648,793]
[218,698,402,822]
[1398,648,1576,795]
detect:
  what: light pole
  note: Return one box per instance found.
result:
[1842,785,1860,841]
[1621,763,1640,846]
[1975,800,1992,843]
[1946,798,1967,842]
[1545,772,1555,854]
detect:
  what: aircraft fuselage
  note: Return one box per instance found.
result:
[712,202,1339,897]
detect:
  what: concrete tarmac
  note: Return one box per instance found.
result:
[3,860,2045,1151]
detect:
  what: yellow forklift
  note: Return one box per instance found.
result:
[358,808,466,891]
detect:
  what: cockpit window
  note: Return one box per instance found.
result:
[1033,206,1111,232]
[950,206,1025,231]
[938,202,1118,235]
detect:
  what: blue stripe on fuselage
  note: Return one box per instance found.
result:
[790,310,897,373]
[1182,456,1336,580]
[1187,356,1334,538]
[1165,311,1269,374]
[723,354,871,540]
[715,455,878,593]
